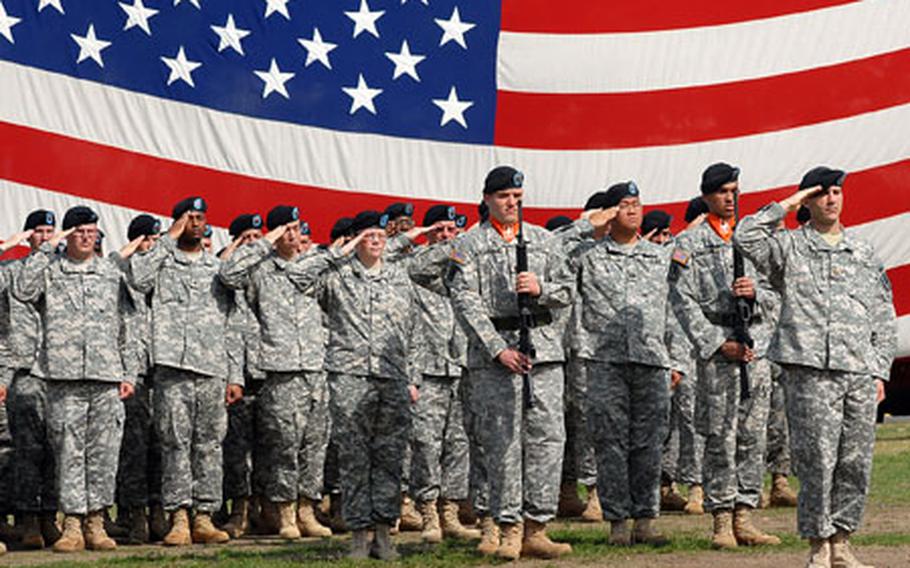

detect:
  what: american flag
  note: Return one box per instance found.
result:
[0,0,909,354]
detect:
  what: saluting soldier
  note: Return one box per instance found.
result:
[447,166,575,560]
[13,206,135,553]
[735,167,896,568]
[129,197,243,546]
[670,163,781,549]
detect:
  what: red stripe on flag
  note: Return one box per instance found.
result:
[500,0,859,33]
[495,48,910,150]
[889,264,910,317]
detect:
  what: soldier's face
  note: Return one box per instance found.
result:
[183,212,207,241]
[138,233,159,253]
[427,221,457,244]
[297,234,312,253]
[357,228,386,261]
[275,227,299,257]
[486,188,523,225]
[615,196,642,233]
[396,217,415,233]
[704,182,738,219]
[649,227,673,244]
[807,186,843,225]
[238,228,263,245]
[67,224,97,260]
[28,225,55,251]
[202,236,213,252]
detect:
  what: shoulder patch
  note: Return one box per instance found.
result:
[671,248,690,267]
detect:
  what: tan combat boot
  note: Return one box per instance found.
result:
[315,494,332,527]
[685,484,705,515]
[633,517,670,546]
[476,516,500,556]
[806,538,832,568]
[609,520,631,546]
[349,529,370,559]
[581,485,603,522]
[557,483,585,518]
[495,521,523,560]
[711,510,738,549]
[0,540,5,555]
[770,474,798,507]
[127,507,149,544]
[297,498,332,537]
[192,512,230,544]
[149,503,169,542]
[831,530,874,568]
[20,513,45,549]
[329,494,347,533]
[418,499,442,543]
[522,519,572,558]
[84,510,117,550]
[41,512,62,546]
[660,481,688,511]
[441,499,480,540]
[52,515,85,553]
[399,494,423,532]
[162,508,192,546]
[276,501,301,541]
[733,505,781,546]
[222,497,249,538]
[370,522,399,561]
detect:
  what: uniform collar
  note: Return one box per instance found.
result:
[802,223,853,252]
[706,213,735,242]
[490,217,520,243]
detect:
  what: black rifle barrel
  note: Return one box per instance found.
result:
[732,191,753,401]
[516,202,534,409]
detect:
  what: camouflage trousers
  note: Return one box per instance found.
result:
[472,362,565,525]
[328,373,410,530]
[117,382,163,509]
[563,356,598,487]
[765,367,791,477]
[661,372,704,486]
[258,371,330,503]
[410,375,470,503]
[696,356,771,512]
[7,370,57,513]
[47,380,124,515]
[154,367,227,514]
[587,361,670,520]
[459,369,489,516]
[782,367,877,539]
[0,370,13,514]
[223,388,264,501]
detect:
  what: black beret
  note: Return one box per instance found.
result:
[545,215,573,232]
[300,221,311,236]
[796,205,811,224]
[171,196,207,219]
[641,210,672,235]
[203,225,213,238]
[684,197,709,223]
[351,210,389,234]
[23,209,55,231]
[455,214,467,228]
[604,181,640,208]
[228,214,263,238]
[330,217,354,241]
[384,202,414,221]
[266,205,299,230]
[799,166,846,192]
[583,191,609,211]
[127,214,161,241]
[423,204,458,227]
[478,201,489,222]
[701,162,740,194]
[483,166,524,194]
[62,206,99,230]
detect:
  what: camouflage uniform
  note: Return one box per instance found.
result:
[129,236,240,514]
[319,255,416,530]
[573,236,688,520]
[12,244,130,515]
[220,240,334,503]
[765,363,790,476]
[735,202,896,538]
[447,221,574,525]
[671,221,778,512]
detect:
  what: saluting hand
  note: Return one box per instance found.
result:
[780,186,822,213]
[497,348,532,375]
[0,229,34,253]
[583,206,619,230]
[403,225,434,243]
[168,212,190,240]
[684,213,707,232]
[49,228,74,248]
[118,235,145,259]
[516,272,541,297]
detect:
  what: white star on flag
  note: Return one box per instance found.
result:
[435,7,475,49]
[433,86,473,128]
[161,46,202,87]
[264,0,290,20]
[345,0,384,39]
[174,0,200,7]
[298,28,337,70]
[120,0,158,36]
[0,2,21,44]
[212,14,250,55]
[385,40,425,81]
[401,0,428,4]
[71,24,111,67]
[37,0,64,15]
[343,74,382,115]
[255,58,294,99]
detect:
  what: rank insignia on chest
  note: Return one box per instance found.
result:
[450,249,466,265]
[671,249,690,267]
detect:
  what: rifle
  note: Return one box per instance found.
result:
[732,191,753,401]
[516,202,535,409]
